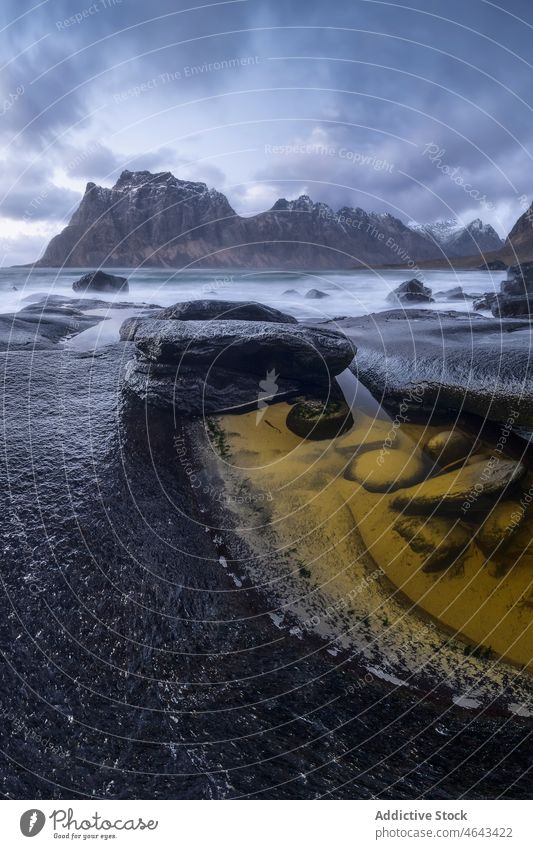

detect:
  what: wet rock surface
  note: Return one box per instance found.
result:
[123,318,356,415]
[394,516,471,572]
[392,457,526,515]
[72,270,129,293]
[154,299,298,324]
[0,344,531,799]
[345,448,427,492]
[387,278,434,304]
[425,429,475,467]
[315,309,533,432]
[286,399,354,440]
[0,304,104,350]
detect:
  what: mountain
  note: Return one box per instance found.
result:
[504,201,533,259]
[35,169,441,269]
[409,217,503,257]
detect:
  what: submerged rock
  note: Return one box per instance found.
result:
[72,270,129,293]
[286,399,354,440]
[474,501,527,556]
[392,457,526,515]
[154,299,298,324]
[387,279,434,304]
[425,430,475,467]
[394,515,471,572]
[344,448,427,492]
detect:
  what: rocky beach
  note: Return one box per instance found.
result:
[0,264,531,800]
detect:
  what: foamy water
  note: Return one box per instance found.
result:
[0,266,506,321]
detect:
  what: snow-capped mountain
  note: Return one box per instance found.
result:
[408,217,503,257]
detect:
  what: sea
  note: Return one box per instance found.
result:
[0,265,505,320]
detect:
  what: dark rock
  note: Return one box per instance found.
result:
[153,299,298,324]
[472,293,497,311]
[478,260,508,271]
[123,360,303,415]
[434,286,466,300]
[491,294,533,318]
[124,317,356,414]
[286,399,354,440]
[500,261,533,296]
[0,304,104,351]
[72,270,129,293]
[305,289,330,299]
[387,279,434,304]
[132,319,354,377]
[283,289,299,295]
[21,293,161,310]
[394,516,471,572]
[315,309,533,431]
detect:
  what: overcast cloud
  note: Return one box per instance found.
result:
[2,0,533,263]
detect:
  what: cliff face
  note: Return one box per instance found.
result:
[504,202,533,260]
[37,169,441,269]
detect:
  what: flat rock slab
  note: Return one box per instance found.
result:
[131,318,356,380]
[314,309,533,431]
[0,307,104,351]
[154,299,298,324]
[392,457,526,515]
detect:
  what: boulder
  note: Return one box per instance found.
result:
[425,429,475,467]
[392,457,526,515]
[344,448,427,492]
[305,289,330,299]
[72,270,129,293]
[501,261,533,295]
[434,286,467,300]
[474,501,527,556]
[131,319,354,377]
[387,279,434,304]
[153,299,298,324]
[491,294,532,318]
[124,317,356,414]
[394,515,471,572]
[473,293,497,311]
[286,399,354,440]
[283,289,299,295]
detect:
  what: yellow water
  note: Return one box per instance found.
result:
[219,402,533,670]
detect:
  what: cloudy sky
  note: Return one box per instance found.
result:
[1,0,533,264]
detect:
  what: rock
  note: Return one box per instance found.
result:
[153,299,298,324]
[124,317,356,414]
[392,457,526,515]
[21,293,161,310]
[474,501,527,556]
[434,286,466,300]
[0,304,104,351]
[394,516,471,572]
[491,294,532,318]
[501,261,533,295]
[478,260,508,271]
[72,270,129,293]
[286,399,354,440]
[131,319,354,377]
[124,360,303,415]
[472,293,497,311]
[344,448,427,492]
[283,289,299,295]
[320,310,533,432]
[305,289,330,299]
[425,430,475,466]
[387,279,434,304]
[120,316,141,341]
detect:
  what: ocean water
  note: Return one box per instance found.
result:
[0,266,506,320]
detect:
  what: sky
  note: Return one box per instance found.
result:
[1,0,533,264]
